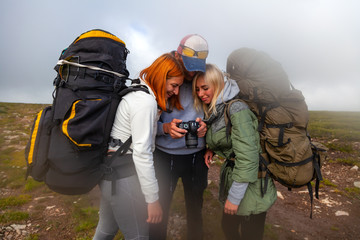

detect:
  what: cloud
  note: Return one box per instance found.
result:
[125,23,162,78]
[0,0,359,111]
[302,84,360,111]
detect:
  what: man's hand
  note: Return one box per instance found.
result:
[224,199,239,215]
[163,118,187,139]
[196,118,207,138]
[147,200,163,224]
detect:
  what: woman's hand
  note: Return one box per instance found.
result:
[147,200,163,224]
[196,118,207,138]
[224,199,239,215]
[204,149,214,168]
[163,118,187,139]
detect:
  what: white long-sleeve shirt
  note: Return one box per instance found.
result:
[109,80,160,203]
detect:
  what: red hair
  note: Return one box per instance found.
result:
[140,53,183,111]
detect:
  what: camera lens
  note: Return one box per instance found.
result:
[185,133,198,148]
[184,121,199,148]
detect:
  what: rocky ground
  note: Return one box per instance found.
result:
[3,144,359,240]
[0,103,359,239]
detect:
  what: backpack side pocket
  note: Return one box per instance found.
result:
[25,106,53,181]
[62,97,111,148]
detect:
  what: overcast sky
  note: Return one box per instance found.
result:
[0,0,359,111]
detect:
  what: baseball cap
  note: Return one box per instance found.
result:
[177,34,208,72]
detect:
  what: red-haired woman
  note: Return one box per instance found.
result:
[94,53,184,240]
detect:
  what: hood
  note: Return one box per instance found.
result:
[216,77,240,105]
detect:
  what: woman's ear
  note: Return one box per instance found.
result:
[174,51,181,60]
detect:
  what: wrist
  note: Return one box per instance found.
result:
[163,123,168,134]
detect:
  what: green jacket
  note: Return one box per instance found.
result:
[206,90,277,216]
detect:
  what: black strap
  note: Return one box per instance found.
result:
[266,122,293,146]
[103,137,133,195]
[312,146,323,199]
[259,154,269,197]
[307,182,314,219]
[119,84,149,98]
[223,99,243,141]
[271,155,313,167]
[258,102,279,132]
[108,137,133,163]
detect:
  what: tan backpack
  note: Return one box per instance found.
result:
[225,48,327,218]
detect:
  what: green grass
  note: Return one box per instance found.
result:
[24,178,45,191]
[0,194,32,209]
[330,226,339,231]
[321,178,337,188]
[264,224,279,240]
[344,187,360,199]
[62,196,100,238]
[308,111,360,142]
[74,207,99,232]
[326,142,354,153]
[0,211,29,223]
[329,157,360,167]
[25,234,40,240]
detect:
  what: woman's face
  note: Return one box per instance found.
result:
[166,76,183,99]
[195,75,214,105]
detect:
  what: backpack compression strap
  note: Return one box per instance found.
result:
[57,59,127,78]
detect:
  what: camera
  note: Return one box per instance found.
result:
[177,121,200,148]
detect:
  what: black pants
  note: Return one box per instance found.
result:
[149,148,208,240]
[221,211,267,240]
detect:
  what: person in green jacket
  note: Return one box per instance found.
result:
[192,63,277,240]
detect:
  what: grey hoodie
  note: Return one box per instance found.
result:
[216,77,240,105]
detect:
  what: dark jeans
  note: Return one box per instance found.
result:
[149,148,208,240]
[221,211,267,240]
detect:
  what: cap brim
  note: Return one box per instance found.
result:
[182,55,206,72]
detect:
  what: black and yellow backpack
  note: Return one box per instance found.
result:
[25,29,146,195]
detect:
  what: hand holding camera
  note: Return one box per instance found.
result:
[177,120,200,148]
[163,119,187,139]
[163,118,205,148]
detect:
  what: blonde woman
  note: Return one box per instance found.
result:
[193,64,277,240]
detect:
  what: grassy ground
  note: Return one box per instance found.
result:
[0,102,359,239]
[308,111,360,142]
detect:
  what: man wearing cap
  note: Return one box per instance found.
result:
[150,34,209,240]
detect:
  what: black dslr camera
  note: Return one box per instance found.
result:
[177,121,200,148]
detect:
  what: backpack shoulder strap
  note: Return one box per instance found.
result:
[119,82,149,98]
[224,98,246,139]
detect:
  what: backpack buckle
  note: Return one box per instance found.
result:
[113,78,126,92]
[103,166,113,175]
[109,137,123,148]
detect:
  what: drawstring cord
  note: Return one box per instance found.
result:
[192,153,196,182]
[170,155,174,192]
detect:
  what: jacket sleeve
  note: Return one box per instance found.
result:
[156,117,165,136]
[127,92,159,203]
[229,103,259,183]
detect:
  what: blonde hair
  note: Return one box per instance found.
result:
[193,64,224,119]
[140,53,183,111]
